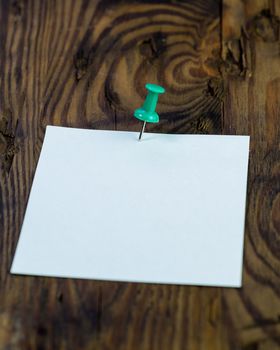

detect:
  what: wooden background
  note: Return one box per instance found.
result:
[0,0,280,349]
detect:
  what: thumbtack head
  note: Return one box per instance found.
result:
[134,83,165,140]
[145,83,165,94]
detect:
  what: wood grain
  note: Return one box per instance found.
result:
[0,0,279,349]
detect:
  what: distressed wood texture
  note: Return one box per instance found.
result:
[0,0,279,349]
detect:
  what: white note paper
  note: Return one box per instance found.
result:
[11,126,250,287]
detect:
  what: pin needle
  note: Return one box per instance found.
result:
[139,121,146,141]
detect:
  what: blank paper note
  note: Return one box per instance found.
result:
[11,126,250,287]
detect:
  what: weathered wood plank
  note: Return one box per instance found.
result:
[221,1,280,349]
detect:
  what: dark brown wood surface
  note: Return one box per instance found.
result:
[0,0,280,349]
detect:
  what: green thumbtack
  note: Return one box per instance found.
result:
[134,83,165,140]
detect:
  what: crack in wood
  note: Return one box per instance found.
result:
[252,9,280,42]
[139,32,167,61]
[74,48,91,81]
[0,111,19,175]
